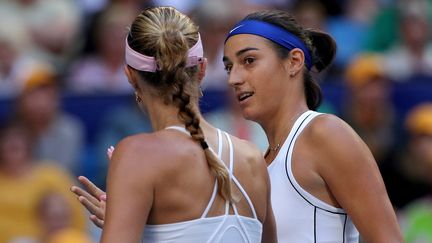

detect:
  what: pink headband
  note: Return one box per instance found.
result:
[125,34,204,72]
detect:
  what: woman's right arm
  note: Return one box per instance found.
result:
[101,135,161,243]
[100,136,155,243]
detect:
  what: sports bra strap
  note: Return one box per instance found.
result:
[201,129,223,218]
[217,129,223,158]
[223,132,258,220]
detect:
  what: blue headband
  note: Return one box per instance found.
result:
[225,20,312,70]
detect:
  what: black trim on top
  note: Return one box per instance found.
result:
[343,214,347,243]
[284,113,347,215]
[314,206,317,243]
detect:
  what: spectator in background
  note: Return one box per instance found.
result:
[396,103,432,242]
[293,0,327,31]
[13,63,85,175]
[342,54,398,181]
[326,0,379,76]
[192,0,239,91]
[364,0,432,53]
[0,123,86,243]
[0,11,35,98]
[387,103,432,209]
[0,0,83,76]
[66,3,137,94]
[93,103,152,189]
[383,0,432,82]
[37,192,92,243]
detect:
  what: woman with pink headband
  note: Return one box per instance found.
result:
[76,6,276,243]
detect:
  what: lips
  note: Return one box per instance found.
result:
[237,91,254,102]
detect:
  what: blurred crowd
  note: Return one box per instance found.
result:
[0,0,431,242]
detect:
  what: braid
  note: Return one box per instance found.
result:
[171,69,234,202]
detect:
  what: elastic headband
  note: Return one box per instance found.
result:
[125,34,204,72]
[225,20,312,70]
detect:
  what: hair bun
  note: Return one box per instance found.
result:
[308,29,336,72]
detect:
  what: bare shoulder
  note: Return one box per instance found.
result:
[308,113,355,136]
[304,113,375,170]
[109,133,176,177]
[305,113,364,148]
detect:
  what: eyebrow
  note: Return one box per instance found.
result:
[223,47,260,63]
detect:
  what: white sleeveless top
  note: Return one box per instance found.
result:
[141,127,263,243]
[267,111,359,243]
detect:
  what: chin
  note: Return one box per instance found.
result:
[240,108,260,123]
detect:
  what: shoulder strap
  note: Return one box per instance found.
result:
[164,125,190,136]
[223,132,258,219]
[201,129,223,218]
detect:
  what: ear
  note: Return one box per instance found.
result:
[197,58,207,84]
[124,66,139,89]
[286,48,305,76]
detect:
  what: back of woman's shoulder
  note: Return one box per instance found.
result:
[115,131,199,168]
[116,133,158,154]
[112,132,175,169]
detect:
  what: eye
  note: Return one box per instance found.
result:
[244,57,255,65]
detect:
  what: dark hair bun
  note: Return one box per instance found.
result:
[308,29,337,72]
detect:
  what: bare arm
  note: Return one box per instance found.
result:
[312,115,403,242]
[101,137,155,243]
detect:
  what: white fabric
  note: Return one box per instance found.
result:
[142,127,262,242]
[267,110,359,242]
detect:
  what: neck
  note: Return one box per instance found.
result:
[265,107,307,147]
[144,97,204,132]
[144,97,220,151]
[260,89,309,151]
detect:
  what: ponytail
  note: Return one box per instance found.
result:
[130,7,234,202]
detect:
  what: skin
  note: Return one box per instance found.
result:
[223,34,403,242]
[73,61,277,243]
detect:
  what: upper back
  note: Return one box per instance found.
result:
[134,126,267,222]
[127,126,268,242]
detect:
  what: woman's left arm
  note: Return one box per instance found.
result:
[100,137,155,243]
[312,115,403,243]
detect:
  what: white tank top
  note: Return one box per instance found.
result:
[142,127,263,243]
[267,111,359,242]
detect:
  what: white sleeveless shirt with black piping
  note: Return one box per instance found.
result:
[267,110,359,242]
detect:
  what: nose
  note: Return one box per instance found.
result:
[227,66,245,87]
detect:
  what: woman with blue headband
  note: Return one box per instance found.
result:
[222,10,403,242]
[73,7,276,243]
